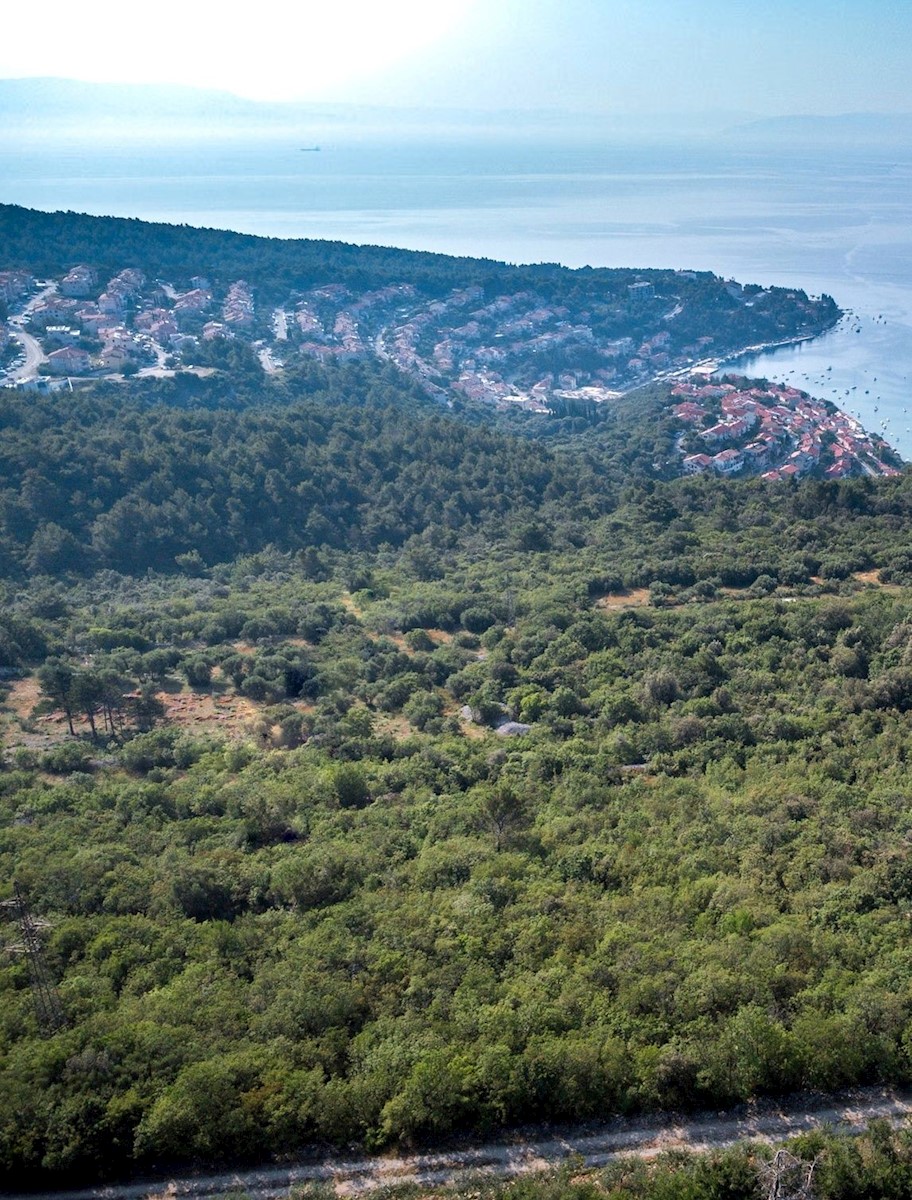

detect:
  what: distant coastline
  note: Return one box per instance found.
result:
[0,203,838,420]
[715,328,832,373]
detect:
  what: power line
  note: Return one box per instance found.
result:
[1,883,66,1034]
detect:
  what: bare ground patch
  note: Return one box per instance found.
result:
[157,689,259,736]
[595,588,651,610]
[3,676,42,721]
[1,677,69,754]
[854,569,903,592]
[379,631,411,650]
[1,678,265,759]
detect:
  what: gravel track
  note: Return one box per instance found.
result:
[8,1087,912,1200]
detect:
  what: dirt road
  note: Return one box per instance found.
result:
[7,1086,912,1200]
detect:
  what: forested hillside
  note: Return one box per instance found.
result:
[7,527,912,1185]
[0,362,626,578]
[0,203,839,329]
[2,216,912,1192]
[3,361,912,585]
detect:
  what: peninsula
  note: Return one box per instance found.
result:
[0,206,852,473]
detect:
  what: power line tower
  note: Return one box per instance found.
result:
[1,883,66,1034]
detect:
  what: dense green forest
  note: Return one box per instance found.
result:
[8,557,912,1185]
[0,204,839,338]
[2,219,912,1194]
[4,360,912,586]
[0,360,622,579]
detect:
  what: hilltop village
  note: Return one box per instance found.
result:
[672,378,901,480]
[1,256,895,479]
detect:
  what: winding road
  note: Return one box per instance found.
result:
[8,1087,912,1200]
[4,284,56,383]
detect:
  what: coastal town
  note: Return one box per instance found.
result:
[0,267,711,406]
[0,265,249,383]
[0,260,834,402]
[0,260,900,479]
[671,377,902,480]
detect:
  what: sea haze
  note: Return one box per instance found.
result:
[1,109,910,455]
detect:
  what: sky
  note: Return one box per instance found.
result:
[1,0,911,116]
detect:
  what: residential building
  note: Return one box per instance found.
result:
[682,453,713,474]
[711,448,745,474]
[46,346,91,375]
[59,266,97,297]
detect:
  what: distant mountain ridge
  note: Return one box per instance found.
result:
[6,78,912,145]
[0,76,257,119]
[0,77,749,139]
[726,112,912,141]
[0,76,397,134]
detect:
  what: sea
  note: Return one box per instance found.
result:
[2,126,911,456]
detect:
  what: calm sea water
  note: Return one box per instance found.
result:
[2,130,911,455]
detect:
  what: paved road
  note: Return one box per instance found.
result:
[136,337,173,378]
[7,1087,912,1200]
[258,346,283,374]
[5,284,56,382]
[272,308,288,341]
[6,324,45,381]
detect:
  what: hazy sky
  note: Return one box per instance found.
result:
[2,0,911,115]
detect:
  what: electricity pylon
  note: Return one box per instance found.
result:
[1,883,66,1033]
